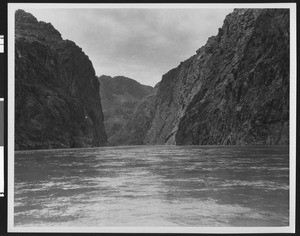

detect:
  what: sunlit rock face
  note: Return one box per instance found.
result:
[15,10,107,150]
[125,9,290,145]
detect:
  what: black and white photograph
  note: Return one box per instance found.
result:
[6,3,296,234]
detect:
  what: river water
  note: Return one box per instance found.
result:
[14,145,289,227]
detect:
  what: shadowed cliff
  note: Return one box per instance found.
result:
[15,10,108,150]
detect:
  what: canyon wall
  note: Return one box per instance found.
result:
[98,75,153,145]
[120,9,289,145]
[15,10,107,150]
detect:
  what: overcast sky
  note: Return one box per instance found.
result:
[22,7,233,86]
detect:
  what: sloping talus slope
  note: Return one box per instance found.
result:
[126,9,289,145]
[15,9,107,150]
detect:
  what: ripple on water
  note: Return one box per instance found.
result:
[14,145,289,227]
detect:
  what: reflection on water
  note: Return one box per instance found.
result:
[15,145,289,227]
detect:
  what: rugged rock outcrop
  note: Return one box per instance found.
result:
[15,9,107,150]
[98,75,153,145]
[121,9,290,145]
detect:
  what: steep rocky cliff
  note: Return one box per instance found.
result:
[98,75,153,145]
[121,9,289,145]
[15,10,107,150]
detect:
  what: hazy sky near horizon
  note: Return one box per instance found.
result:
[22,7,233,86]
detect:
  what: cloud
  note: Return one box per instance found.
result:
[23,7,233,86]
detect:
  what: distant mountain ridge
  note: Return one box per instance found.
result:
[98,75,153,145]
[116,9,289,145]
[15,9,107,150]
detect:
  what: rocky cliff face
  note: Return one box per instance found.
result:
[98,75,153,145]
[121,9,289,145]
[15,9,107,150]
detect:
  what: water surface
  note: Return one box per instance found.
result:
[15,145,289,227]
